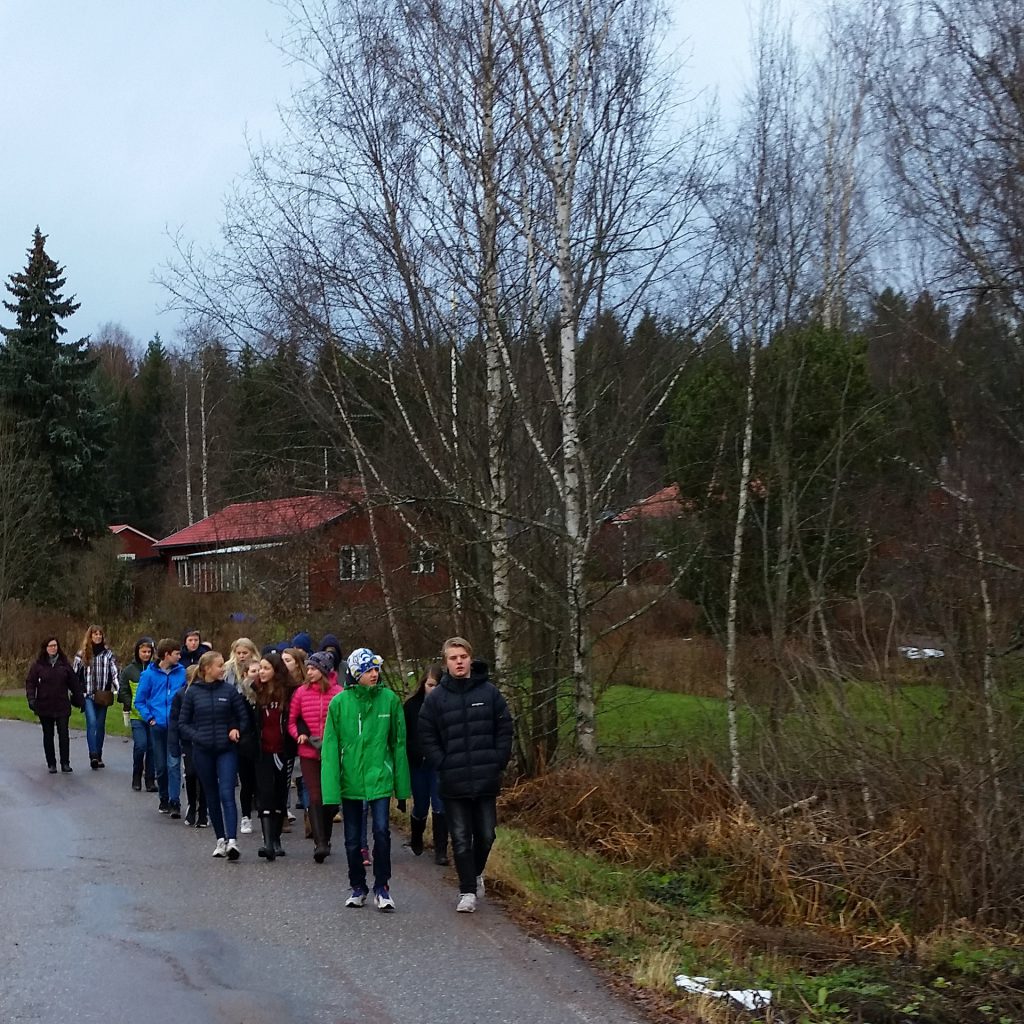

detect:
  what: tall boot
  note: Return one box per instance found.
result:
[272,811,286,858]
[432,811,450,866]
[322,804,336,856]
[258,814,276,861]
[131,768,143,792]
[309,801,329,863]
[304,809,313,839]
[410,815,427,856]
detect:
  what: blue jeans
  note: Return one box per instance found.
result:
[150,727,169,802]
[410,766,444,818]
[84,697,108,757]
[192,747,239,840]
[131,720,154,781]
[343,796,391,892]
[167,752,181,803]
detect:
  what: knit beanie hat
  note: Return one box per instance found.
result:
[292,632,314,655]
[347,647,383,681]
[307,651,334,676]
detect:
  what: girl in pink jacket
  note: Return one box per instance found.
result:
[287,651,342,862]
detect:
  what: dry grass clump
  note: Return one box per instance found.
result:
[500,756,739,864]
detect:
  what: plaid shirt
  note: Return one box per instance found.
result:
[72,647,119,697]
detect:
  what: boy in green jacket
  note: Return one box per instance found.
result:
[321,647,411,912]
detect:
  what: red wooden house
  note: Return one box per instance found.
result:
[596,484,691,585]
[156,491,448,613]
[108,524,161,562]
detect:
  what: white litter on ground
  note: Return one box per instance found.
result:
[898,646,945,659]
[674,975,772,1011]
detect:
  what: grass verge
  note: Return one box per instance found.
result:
[485,827,1024,1024]
[0,695,131,737]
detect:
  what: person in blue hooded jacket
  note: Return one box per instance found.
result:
[135,638,188,817]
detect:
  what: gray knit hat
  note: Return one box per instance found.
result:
[307,651,334,676]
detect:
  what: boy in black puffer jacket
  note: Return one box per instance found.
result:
[418,636,513,914]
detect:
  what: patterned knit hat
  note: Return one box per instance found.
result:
[347,647,383,681]
[307,651,334,676]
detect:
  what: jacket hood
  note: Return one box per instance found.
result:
[441,660,490,693]
[319,633,342,654]
[133,636,156,666]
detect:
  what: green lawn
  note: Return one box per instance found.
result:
[0,695,131,737]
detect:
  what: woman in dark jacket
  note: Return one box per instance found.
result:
[403,663,448,864]
[178,650,250,860]
[251,651,297,861]
[25,637,81,773]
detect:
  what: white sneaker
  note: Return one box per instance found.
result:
[240,816,253,834]
[286,811,296,823]
[456,892,477,913]
[345,888,368,908]
[374,887,396,912]
[226,838,241,861]
[476,874,485,898]
[212,838,227,858]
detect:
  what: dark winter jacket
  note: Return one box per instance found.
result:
[403,690,428,770]
[24,654,81,718]
[180,632,211,669]
[178,679,250,754]
[135,662,188,730]
[418,661,514,799]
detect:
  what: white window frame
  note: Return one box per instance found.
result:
[410,544,437,575]
[339,544,371,581]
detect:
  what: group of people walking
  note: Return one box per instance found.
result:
[24,627,514,914]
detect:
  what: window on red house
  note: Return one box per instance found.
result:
[339,545,371,581]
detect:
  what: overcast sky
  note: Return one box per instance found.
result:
[0,1,808,350]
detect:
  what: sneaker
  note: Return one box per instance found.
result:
[476,874,486,898]
[169,801,181,819]
[361,847,371,866]
[212,838,227,858]
[286,811,296,823]
[48,765,57,774]
[456,893,477,913]
[145,780,158,793]
[96,758,105,768]
[226,838,241,861]
[185,806,196,827]
[60,764,73,773]
[240,816,253,834]
[374,887,396,912]
[196,817,209,829]
[158,800,170,814]
[90,757,99,771]
[345,887,368,908]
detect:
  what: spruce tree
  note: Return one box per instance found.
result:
[0,227,112,541]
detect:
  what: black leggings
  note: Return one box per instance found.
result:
[254,751,289,815]
[39,715,71,768]
[238,755,256,817]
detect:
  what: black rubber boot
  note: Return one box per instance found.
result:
[272,812,286,858]
[309,801,329,863]
[322,805,336,856]
[258,814,276,861]
[132,769,143,792]
[410,815,427,856]
[432,811,450,866]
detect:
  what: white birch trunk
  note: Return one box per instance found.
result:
[183,372,194,525]
[199,359,210,520]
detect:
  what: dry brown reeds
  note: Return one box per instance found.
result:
[500,754,1024,947]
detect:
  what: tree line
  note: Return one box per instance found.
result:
[2,0,1022,779]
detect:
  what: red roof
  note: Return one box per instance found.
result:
[609,484,690,524]
[158,494,360,550]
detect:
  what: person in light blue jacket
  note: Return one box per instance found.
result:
[135,638,188,818]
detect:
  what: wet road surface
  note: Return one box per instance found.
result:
[0,719,644,1024]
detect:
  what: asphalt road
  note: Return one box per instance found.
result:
[0,719,645,1024]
